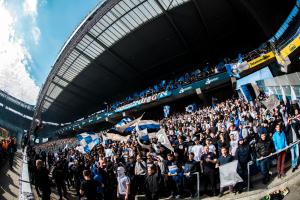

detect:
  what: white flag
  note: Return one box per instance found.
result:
[291,86,297,102]
[219,160,243,188]
[262,94,280,111]
[75,146,85,154]
[280,85,287,104]
[106,133,130,142]
[104,149,113,157]
[156,129,174,152]
[102,134,108,145]
[63,144,68,151]
[267,87,274,96]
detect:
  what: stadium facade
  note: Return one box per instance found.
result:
[0,89,57,143]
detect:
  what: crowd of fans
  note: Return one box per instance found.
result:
[58,44,274,134]
[108,65,226,111]
[107,43,273,113]
[0,137,17,168]
[28,94,300,200]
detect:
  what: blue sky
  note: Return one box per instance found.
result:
[0,0,100,104]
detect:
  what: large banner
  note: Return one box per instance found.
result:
[115,91,172,112]
[174,72,230,95]
[280,34,300,58]
[248,52,275,69]
[59,73,230,133]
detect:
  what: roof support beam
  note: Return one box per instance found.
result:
[50,81,98,104]
[74,47,127,83]
[191,0,210,39]
[155,0,189,50]
[43,98,75,113]
[45,95,76,110]
[55,75,99,101]
[86,32,140,74]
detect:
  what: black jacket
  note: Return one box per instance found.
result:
[52,165,67,183]
[236,144,251,164]
[256,139,273,158]
[286,119,300,144]
[35,167,51,194]
[145,173,163,196]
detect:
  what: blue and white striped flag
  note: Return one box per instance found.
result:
[125,120,160,133]
[115,117,132,128]
[135,119,151,150]
[76,132,100,154]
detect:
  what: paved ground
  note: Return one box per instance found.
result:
[282,177,300,200]
[0,151,22,200]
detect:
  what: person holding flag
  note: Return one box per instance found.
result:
[216,147,234,197]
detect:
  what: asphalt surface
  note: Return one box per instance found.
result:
[0,151,22,200]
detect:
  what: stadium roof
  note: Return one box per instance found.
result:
[0,89,34,116]
[36,0,296,123]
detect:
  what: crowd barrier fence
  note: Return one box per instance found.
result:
[247,140,300,192]
[19,146,33,200]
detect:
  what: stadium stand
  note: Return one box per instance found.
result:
[32,94,300,199]
[3,0,300,200]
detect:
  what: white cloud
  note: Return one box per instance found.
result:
[32,26,40,45]
[23,0,41,45]
[23,0,38,17]
[0,0,39,105]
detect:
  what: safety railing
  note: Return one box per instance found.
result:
[135,141,300,200]
[19,146,34,200]
[193,172,200,199]
[247,140,300,192]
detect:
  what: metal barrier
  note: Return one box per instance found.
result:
[135,140,300,200]
[19,146,34,200]
[247,140,300,192]
[193,172,200,199]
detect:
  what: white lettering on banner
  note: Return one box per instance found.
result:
[106,112,113,117]
[151,94,157,101]
[205,77,219,85]
[179,86,192,94]
[115,91,170,112]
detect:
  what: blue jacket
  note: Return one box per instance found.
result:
[272,131,287,152]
